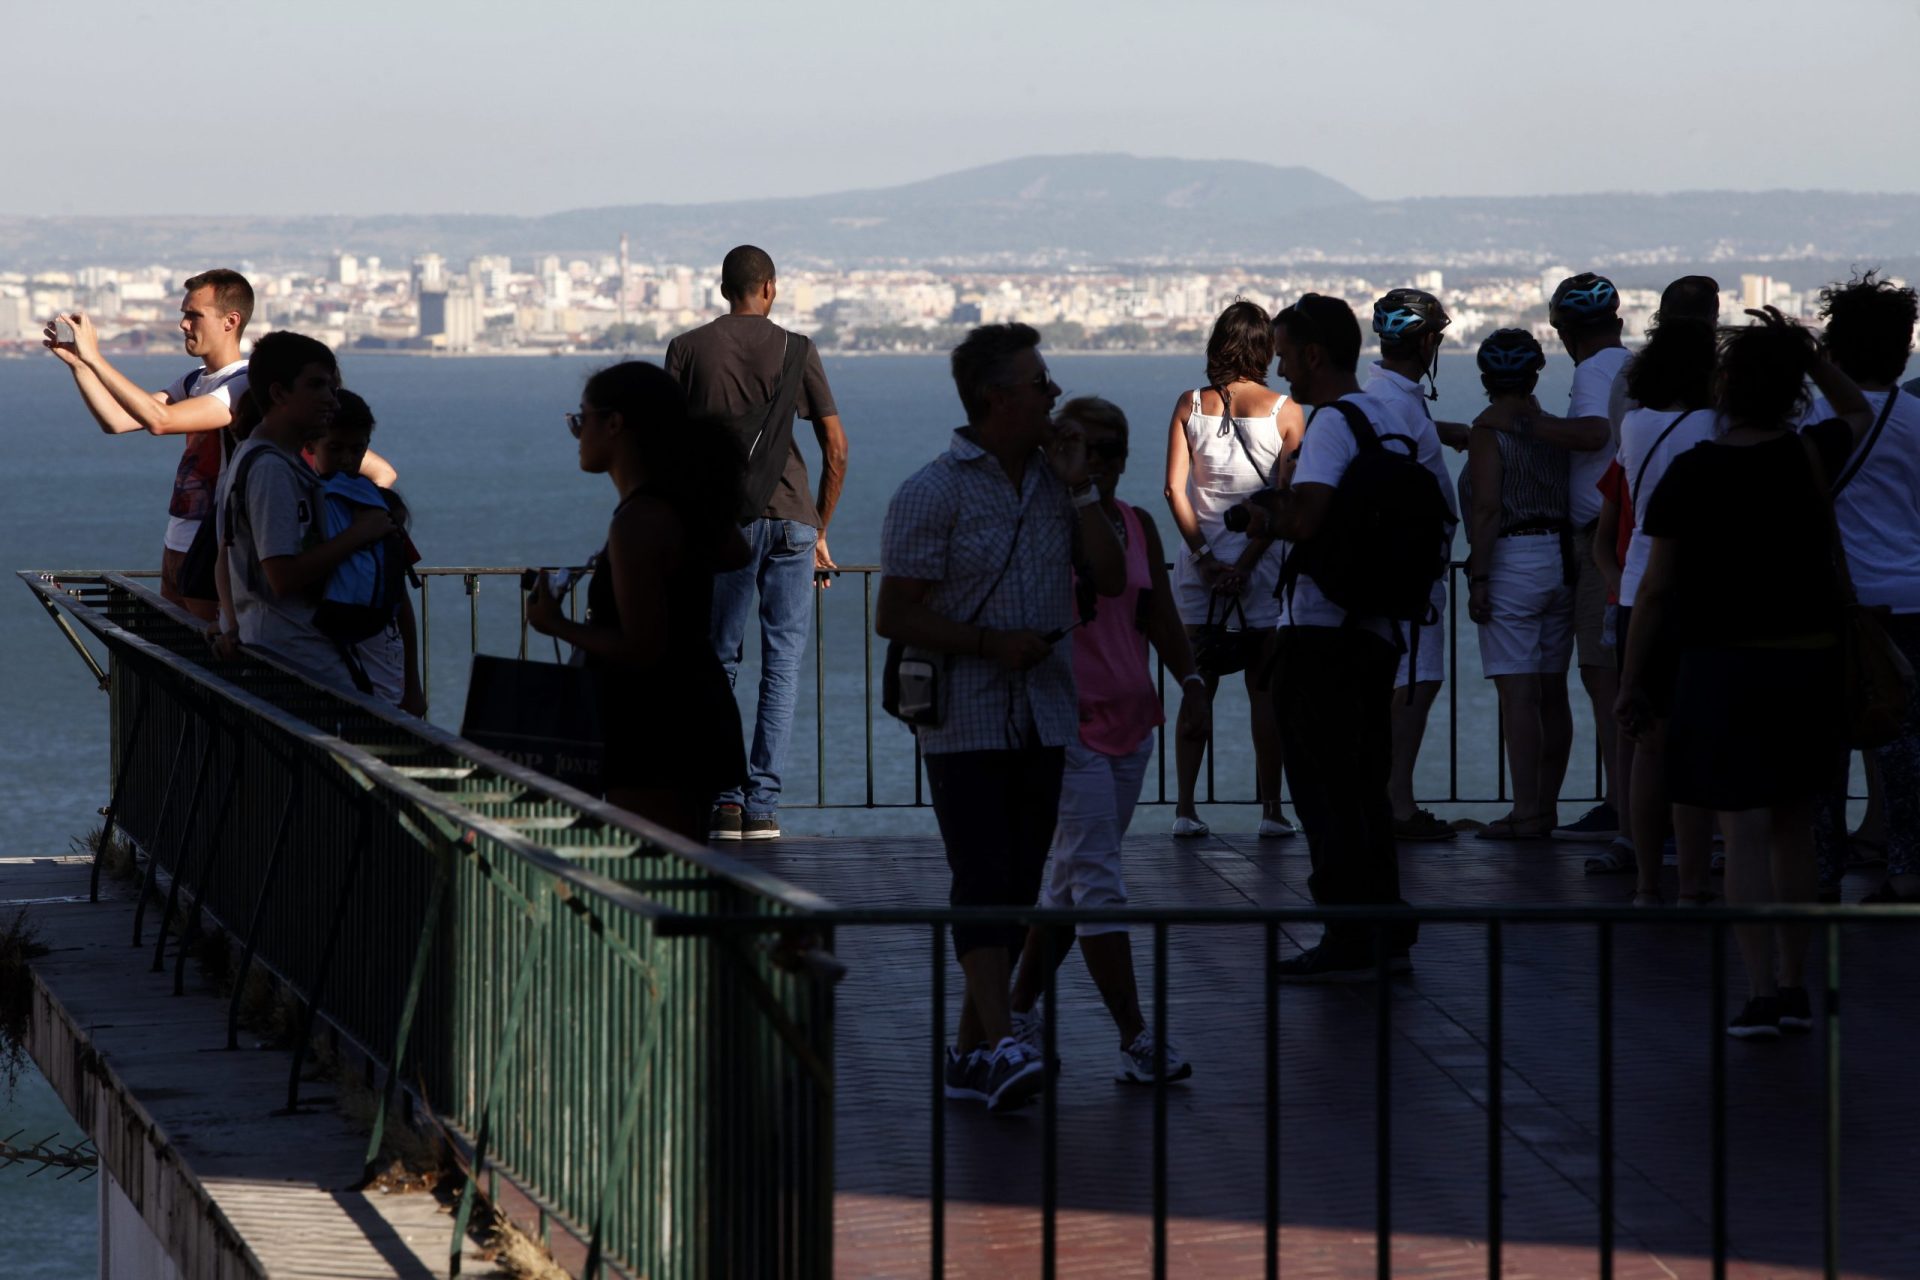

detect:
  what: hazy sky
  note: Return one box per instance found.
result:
[9,0,1916,217]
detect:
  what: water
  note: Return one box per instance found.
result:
[0,346,1591,1263]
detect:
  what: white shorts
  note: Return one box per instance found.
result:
[1477,536,1575,678]
[1395,581,1446,687]
[1037,736,1154,937]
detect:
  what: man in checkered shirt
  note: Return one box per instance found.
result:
[878,323,1125,1112]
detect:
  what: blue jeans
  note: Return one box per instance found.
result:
[710,518,817,817]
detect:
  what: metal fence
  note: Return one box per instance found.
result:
[409,561,1604,812]
[22,570,836,1280]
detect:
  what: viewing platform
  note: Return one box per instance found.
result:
[7,571,1915,1279]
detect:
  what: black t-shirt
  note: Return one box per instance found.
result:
[663,314,838,526]
[1642,419,1852,647]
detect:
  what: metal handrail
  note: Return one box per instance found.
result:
[21,570,834,1279]
[406,561,1604,811]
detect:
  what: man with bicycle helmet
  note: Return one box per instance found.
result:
[1475,271,1632,843]
[1364,288,1464,842]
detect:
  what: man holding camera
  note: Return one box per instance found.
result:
[44,269,256,621]
[876,323,1123,1112]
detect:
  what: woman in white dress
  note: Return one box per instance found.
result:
[1162,300,1306,838]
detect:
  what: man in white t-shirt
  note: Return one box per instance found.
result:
[215,332,394,690]
[44,269,256,621]
[1474,272,1630,843]
[1237,295,1422,982]
[1364,289,1463,842]
[1806,273,1920,902]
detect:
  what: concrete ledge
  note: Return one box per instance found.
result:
[13,853,500,1279]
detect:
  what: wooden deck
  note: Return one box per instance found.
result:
[733,823,1920,1279]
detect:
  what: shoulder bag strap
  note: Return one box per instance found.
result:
[1799,431,1860,609]
[1830,388,1899,497]
[1631,408,1698,505]
[963,507,1026,626]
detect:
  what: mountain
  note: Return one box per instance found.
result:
[1,155,1916,271]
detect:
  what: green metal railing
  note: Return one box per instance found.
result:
[22,570,836,1280]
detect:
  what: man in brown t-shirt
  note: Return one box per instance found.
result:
[664,245,849,841]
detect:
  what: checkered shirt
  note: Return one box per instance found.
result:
[881,428,1078,756]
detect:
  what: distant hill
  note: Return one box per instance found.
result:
[1,154,1916,272]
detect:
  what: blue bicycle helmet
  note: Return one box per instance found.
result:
[1371,288,1451,342]
[1549,272,1620,324]
[1477,328,1546,388]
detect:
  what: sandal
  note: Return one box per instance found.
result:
[1584,839,1637,876]
[1480,812,1554,841]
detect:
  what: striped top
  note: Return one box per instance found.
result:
[1492,432,1570,532]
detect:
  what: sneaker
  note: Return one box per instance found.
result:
[1257,813,1298,839]
[984,1038,1047,1112]
[1274,943,1376,984]
[1552,803,1619,842]
[1116,1030,1193,1084]
[741,815,780,841]
[1170,815,1210,838]
[943,1045,990,1101]
[708,805,743,841]
[1393,809,1456,842]
[1010,1006,1045,1054]
[1726,996,1784,1040]
[1777,986,1813,1034]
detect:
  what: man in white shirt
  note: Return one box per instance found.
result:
[1474,272,1631,843]
[45,269,255,621]
[1240,295,1425,982]
[1364,289,1464,842]
[1806,273,1920,903]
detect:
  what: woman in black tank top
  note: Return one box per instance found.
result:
[527,362,751,841]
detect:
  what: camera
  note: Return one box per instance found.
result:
[53,317,76,346]
[1221,489,1277,534]
[520,567,584,597]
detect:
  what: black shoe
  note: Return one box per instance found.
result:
[984,1039,1047,1112]
[943,1045,989,1102]
[708,805,744,841]
[1726,996,1783,1040]
[741,815,781,841]
[1777,986,1813,1034]
[1275,944,1376,984]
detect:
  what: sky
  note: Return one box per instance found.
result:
[7,0,1917,217]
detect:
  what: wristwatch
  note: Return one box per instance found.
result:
[1191,541,1213,562]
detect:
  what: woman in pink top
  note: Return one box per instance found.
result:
[1008,397,1210,1085]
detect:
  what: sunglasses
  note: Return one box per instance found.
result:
[564,407,606,438]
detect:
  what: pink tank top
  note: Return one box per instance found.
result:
[1075,500,1164,755]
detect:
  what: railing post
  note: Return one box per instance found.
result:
[930,921,946,1280]
[450,885,552,1276]
[862,574,875,808]
[1487,921,1503,1279]
[1152,921,1168,1279]
[133,710,214,949]
[465,572,480,657]
[419,574,433,700]
[357,833,454,1185]
[227,773,300,1050]
[1265,921,1279,1280]
[1041,924,1058,1280]
[1376,926,1392,1280]
[1710,922,1727,1279]
[815,572,827,806]
[280,801,375,1114]
[582,937,666,1280]
[167,726,244,993]
[1824,920,1841,1280]
[95,682,149,903]
[1598,921,1614,1279]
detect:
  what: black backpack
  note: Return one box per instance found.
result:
[722,333,810,524]
[1280,398,1451,625]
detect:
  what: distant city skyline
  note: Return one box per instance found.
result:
[10,0,1918,217]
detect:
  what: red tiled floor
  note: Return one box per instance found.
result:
[736,825,1917,1278]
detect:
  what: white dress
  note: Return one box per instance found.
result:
[1171,388,1289,628]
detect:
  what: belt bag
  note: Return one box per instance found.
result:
[883,509,1027,730]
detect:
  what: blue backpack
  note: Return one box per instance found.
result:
[314,473,412,645]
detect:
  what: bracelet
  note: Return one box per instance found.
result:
[1180,672,1207,689]
[1070,484,1100,509]
[1190,541,1212,562]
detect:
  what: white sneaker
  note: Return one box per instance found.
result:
[1116,1030,1193,1084]
[1257,813,1298,839]
[1009,1006,1045,1053]
[1171,815,1210,838]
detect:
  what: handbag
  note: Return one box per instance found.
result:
[1190,592,1256,677]
[1801,432,1916,749]
[882,508,1026,729]
[460,653,605,793]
